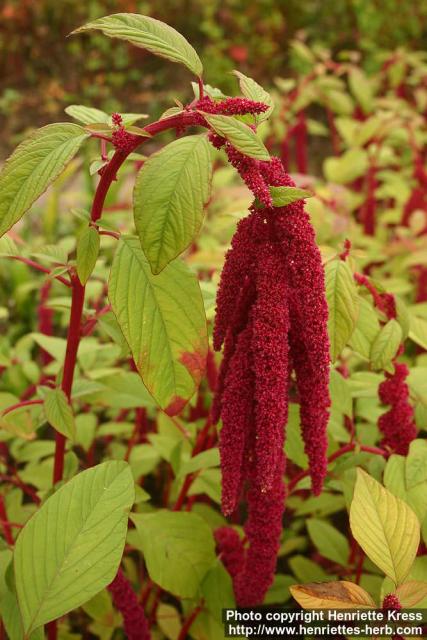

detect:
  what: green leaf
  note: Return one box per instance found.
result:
[370,319,402,372]
[270,186,311,207]
[178,448,220,478]
[406,440,427,490]
[284,404,307,469]
[203,113,270,160]
[409,313,427,350]
[307,519,350,566]
[348,68,374,114]
[324,148,368,184]
[72,13,203,77]
[66,105,147,126]
[108,237,207,415]
[288,556,329,583]
[134,134,212,274]
[65,105,110,125]
[43,388,76,441]
[232,70,274,123]
[348,296,381,359]
[325,259,359,361]
[384,454,427,524]
[131,511,215,598]
[76,226,100,285]
[14,461,134,635]
[0,124,89,238]
[350,468,420,586]
[0,236,20,257]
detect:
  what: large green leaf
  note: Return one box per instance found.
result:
[108,236,207,415]
[350,468,420,586]
[72,13,203,77]
[134,134,212,274]
[325,259,359,361]
[131,511,215,598]
[203,113,270,160]
[0,124,88,238]
[14,461,134,636]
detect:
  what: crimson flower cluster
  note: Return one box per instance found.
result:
[210,131,330,604]
[108,569,151,640]
[354,274,417,455]
[196,95,269,116]
[378,362,417,455]
[111,113,136,153]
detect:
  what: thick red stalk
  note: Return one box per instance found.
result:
[52,276,85,484]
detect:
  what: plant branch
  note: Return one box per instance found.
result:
[288,442,387,493]
[1,399,43,416]
[8,256,71,287]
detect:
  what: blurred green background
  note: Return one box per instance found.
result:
[1,0,427,155]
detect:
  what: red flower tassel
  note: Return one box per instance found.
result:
[378,363,417,455]
[210,145,330,605]
[108,569,151,640]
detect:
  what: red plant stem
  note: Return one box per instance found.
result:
[177,601,204,640]
[9,256,71,287]
[0,519,23,529]
[288,442,387,493]
[2,399,43,416]
[81,304,112,337]
[0,494,14,545]
[173,418,212,510]
[52,275,86,485]
[0,474,41,505]
[98,229,120,239]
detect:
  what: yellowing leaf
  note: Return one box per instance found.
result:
[203,113,270,160]
[350,468,420,585]
[396,581,427,607]
[72,14,203,77]
[290,581,376,609]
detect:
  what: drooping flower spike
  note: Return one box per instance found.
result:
[209,129,331,605]
[108,569,151,640]
[378,362,417,455]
